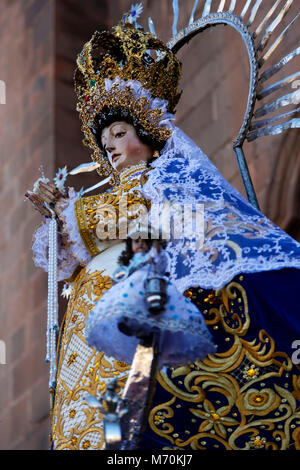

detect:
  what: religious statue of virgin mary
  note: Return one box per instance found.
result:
[26,2,300,451]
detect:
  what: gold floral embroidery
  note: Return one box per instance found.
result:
[82,440,91,449]
[146,280,300,450]
[53,168,300,450]
[249,435,266,448]
[67,352,78,367]
[74,164,149,255]
[242,364,260,381]
[51,267,131,450]
[51,170,148,449]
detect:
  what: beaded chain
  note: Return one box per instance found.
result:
[46,213,59,389]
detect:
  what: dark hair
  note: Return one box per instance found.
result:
[91,106,166,154]
[117,238,134,266]
[117,238,167,266]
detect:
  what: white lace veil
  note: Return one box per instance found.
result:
[83,77,300,292]
[142,124,300,292]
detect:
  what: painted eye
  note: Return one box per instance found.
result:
[115,131,125,138]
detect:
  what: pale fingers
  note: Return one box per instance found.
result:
[39,181,56,194]
[39,181,64,198]
[36,190,53,207]
[25,191,43,207]
[39,183,66,213]
[30,191,67,221]
[38,182,57,202]
[25,193,51,218]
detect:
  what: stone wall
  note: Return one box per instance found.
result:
[0,0,55,450]
[0,0,108,450]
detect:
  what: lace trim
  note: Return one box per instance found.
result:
[142,125,300,292]
[85,298,216,368]
[31,188,92,281]
[86,319,216,368]
[118,162,148,181]
[59,188,92,265]
[32,219,79,281]
[85,301,213,338]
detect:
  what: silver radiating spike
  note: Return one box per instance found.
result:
[228,0,236,12]
[148,17,157,37]
[250,108,300,130]
[172,0,179,37]
[259,13,300,66]
[217,0,226,12]
[259,47,300,81]
[202,0,212,18]
[255,0,282,36]
[189,0,199,24]
[254,90,300,118]
[247,118,300,141]
[248,0,263,27]
[241,0,254,19]
[257,0,294,52]
[257,71,300,100]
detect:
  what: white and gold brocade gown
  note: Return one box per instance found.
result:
[34,164,149,450]
[33,162,300,451]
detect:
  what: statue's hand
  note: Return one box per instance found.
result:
[25,180,67,220]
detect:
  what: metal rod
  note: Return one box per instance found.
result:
[255,0,282,37]
[217,0,226,12]
[258,46,300,82]
[256,0,294,52]
[259,13,300,66]
[247,0,263,26]
[254,89,300,118]
[247,117,300,141]
[148,17,157,37]
[241,0,254,19]
[257,70,300,99]
[233,146,259,209]
[172,0,179,37]
[249,107,300,130]
[202,0,213,18]
[228,0,236,12]
[120,333,159,450]
[189,0,199,24]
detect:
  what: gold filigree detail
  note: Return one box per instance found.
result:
[74,164,150,255]
[51,266,131,450]
[147,279,300,450]
[74,198,100,256]
[148,397,176,444]
[74,22,181,180]
[67,353,78,367]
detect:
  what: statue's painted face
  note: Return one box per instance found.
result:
[131,237,149,254]
[101,121,153,171]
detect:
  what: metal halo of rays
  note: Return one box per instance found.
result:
[167,12,258,149]
[146,0,300,209]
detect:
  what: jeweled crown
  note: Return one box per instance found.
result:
[74,8,182,181]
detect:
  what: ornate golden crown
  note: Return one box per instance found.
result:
[74,12,182,182]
